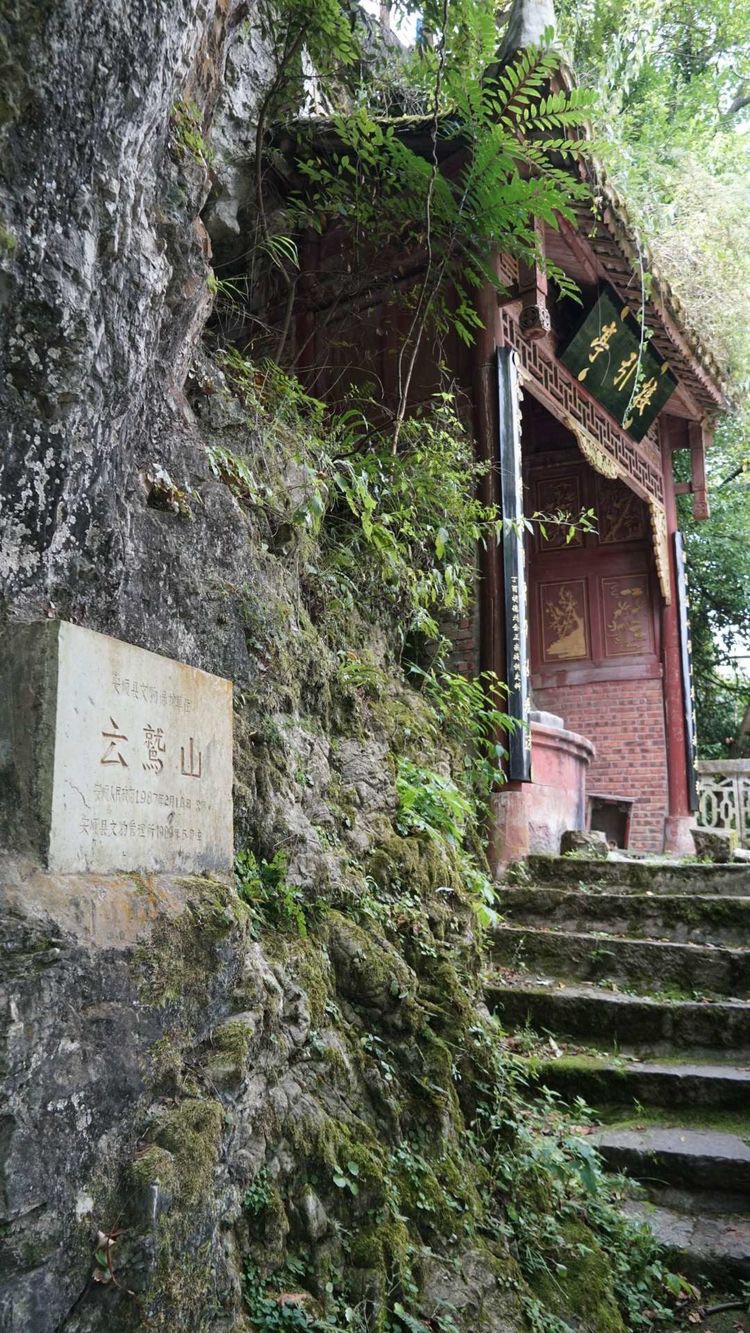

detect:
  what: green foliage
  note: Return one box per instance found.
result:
[243,1260,318,1330]
[207,442,267,507]
[235,849,311,937]
[331,1158,360,1195]
[678,423,750,755]
[241,0,594,391]
[335,650,388,698]
[411,666,518,800]
[318,393,497,643]
[468,1038,683,1328]
[170,99,212,166]
[244,1254,371,1331]
[395,758,473,847]
[394,757,499,927]
[244,1168,273,1216]
[213,353,498,648]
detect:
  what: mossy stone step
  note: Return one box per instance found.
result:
[485,979,750,1054]
[496,886,750,947]
[522,1055,750,1111]
[523,855,750,896]
[591,1127,750,1193]
[489,925,750,998]
[621,1197,750,1286]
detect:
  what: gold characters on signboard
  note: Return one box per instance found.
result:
[574,306,672,432]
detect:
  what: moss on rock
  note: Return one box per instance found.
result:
[530,1221,627,1332]
[151,1098,224,1205]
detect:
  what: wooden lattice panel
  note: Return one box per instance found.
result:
[497,252,518,289]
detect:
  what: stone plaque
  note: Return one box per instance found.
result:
[0,621,233,873]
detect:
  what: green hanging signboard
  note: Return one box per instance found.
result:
[559,287,678,443]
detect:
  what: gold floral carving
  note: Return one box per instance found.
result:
[536,475,583,548]
[648,500,671,605]
[603,578,648,655]
[569,425,621,480]
[597,476,646,544]
[543,583,587,660]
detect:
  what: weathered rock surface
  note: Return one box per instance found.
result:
[560,828,609,857]
[0,847,530,1332]
[692,827,739,862]
[0,0,269,683]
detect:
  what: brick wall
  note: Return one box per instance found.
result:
[534,678,669,852]
[444,613,478,679]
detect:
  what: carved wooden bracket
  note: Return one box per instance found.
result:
[517,221,550,341]
[689,419,711,521]
[672,419,711,520]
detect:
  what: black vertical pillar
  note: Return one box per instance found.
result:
[497,347,531,782]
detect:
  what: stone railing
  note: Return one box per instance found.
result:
[696,759,750,848]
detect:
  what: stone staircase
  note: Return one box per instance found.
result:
[486,853,750,1297]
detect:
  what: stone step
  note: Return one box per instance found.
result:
[497,886,750,947]
[591,1127,750,1194]
[523,1055,750,1111]
[621,1197,750,1286]
[490,926,750,998]
[522,854,750,896]
[485,979,750,1054]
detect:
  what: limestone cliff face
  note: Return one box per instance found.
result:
[0,0,269,676]
[0,8,632,1333]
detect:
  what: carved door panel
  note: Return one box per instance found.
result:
[527,456,661,689]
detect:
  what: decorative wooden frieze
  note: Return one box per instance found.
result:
[499,305,672,603]
[496,251,518,290]
[499,306,663,502]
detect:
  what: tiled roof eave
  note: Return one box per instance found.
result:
[570,162,728,417]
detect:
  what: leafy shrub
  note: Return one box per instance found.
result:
[395,759,473,846]
[235,849,310,937]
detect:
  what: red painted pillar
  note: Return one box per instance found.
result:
[661,419,695,853]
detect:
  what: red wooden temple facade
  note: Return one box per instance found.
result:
[289,142,726,863]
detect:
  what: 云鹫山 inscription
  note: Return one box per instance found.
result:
[0,621,233,873]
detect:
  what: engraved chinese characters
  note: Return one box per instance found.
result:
[0,620,234,873]
[497,347,532,781]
